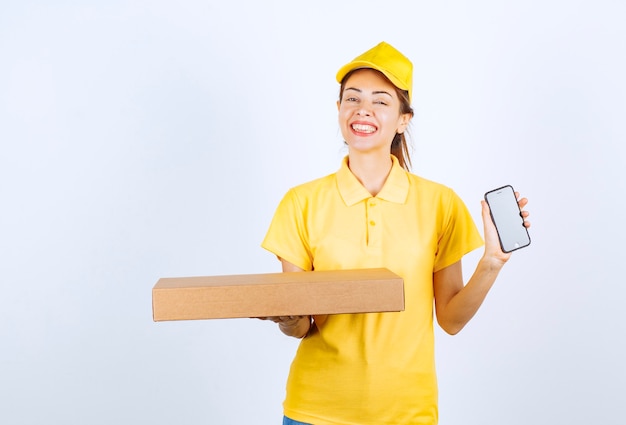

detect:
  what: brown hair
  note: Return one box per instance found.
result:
[339,69,414,170]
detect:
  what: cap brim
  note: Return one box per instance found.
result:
[336,60,409,93]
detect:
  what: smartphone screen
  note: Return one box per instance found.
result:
[484,185,531,253]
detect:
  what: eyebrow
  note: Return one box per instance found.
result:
[344,87,394,97]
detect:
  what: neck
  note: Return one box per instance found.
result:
[347,152,393,197]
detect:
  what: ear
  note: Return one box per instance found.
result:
[336,100,341,110]
[396,113,412,134]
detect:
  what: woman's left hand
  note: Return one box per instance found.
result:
[481,192,531,266]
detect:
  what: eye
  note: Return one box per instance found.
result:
[373,99,389,106]
[344,97,359,103]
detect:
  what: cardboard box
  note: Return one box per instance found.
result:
[152,268,404,321]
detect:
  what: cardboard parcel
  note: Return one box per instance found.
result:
[152,268,404,321]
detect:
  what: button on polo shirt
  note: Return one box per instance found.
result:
[336,155,409,251]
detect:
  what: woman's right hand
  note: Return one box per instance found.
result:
[257,315,312,338]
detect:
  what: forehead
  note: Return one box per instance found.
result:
[343,68,397,94]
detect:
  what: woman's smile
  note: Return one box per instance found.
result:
[350,121,378,135]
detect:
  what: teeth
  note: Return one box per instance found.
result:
[352,124,376,133]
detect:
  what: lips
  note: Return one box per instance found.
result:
[351,123,377,134]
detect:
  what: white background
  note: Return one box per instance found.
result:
[1,1,625,424]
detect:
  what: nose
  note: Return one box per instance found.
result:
[356,103,372,116]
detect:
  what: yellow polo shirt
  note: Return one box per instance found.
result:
[262,155,483,425]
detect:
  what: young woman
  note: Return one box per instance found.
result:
[261,41,530,425]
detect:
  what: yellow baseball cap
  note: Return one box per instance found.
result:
[336,41,413,102]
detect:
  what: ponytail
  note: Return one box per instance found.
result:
[391,132,412,171]
[391,87,413,171]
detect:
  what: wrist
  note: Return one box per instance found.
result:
[478,255,506,273]
[279,316,311,338]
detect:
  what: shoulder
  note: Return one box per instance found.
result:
[404,173,472,219]
[272,173,338,214]
[288,172,337,197]
[406,172,457,199]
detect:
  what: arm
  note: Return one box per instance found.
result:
[260,259,312,338]
[434,195,530,335]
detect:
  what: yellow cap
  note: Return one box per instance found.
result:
[336,41,413,102]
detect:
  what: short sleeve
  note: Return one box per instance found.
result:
[261,188,313,271]
[433,190,484,272]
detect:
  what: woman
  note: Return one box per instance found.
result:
[261,41,530,425]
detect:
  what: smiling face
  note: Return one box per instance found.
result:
[338,68,412,158]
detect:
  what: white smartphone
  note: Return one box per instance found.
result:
[484,185,531,253]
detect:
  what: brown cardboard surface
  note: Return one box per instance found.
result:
[152,268,404,321]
